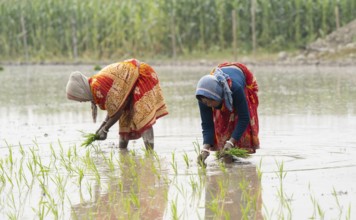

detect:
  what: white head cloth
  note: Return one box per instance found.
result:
[66,71,98,123]
[66,71,93,102]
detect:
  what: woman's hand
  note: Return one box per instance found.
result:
[218,139,234,158]
[223,139,235,151]
[197,144,211,166]
[96,119,108,133]
[218,139,235,163]
[197,151,209,166]
[96,127,108,140]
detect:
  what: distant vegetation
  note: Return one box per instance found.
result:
[0,0,355,62]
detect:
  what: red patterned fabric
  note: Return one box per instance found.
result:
[89,59,168,140]
[212,62,259,153]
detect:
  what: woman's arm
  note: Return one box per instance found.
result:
[96,98,130,140]
[104,96,131,131]
[102,110,122,132]
[96,115,110,133]
[230,86,250,145]
[95,110,123,140]
[198,101,215,146]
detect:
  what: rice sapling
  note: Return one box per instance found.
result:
[80,132,99,147]
[215,148,250,162]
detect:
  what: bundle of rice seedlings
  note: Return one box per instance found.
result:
[81,132,99,147]
[216,148,250,159]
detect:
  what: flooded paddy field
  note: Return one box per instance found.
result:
[0,64,356,219]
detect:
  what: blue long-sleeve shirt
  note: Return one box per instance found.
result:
[198,66,250,145]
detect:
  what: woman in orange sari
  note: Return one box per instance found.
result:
[196,62,259,164]
[66,59,168,150]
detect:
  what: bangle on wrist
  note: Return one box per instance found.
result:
[103,128,108,133]
[226,140,234,147]
[201,148,210,155]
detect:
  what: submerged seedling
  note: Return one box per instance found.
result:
[274,161,293,219]
[76,166,85,188]
[182,151,190,168]
[129,189,140,208]
[170,152,178,175]
[257,158,263,181]
[193,141,201,156]
[171,197,179,220]
[309,192,325,219]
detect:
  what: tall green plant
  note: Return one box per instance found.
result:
[0,0,355,61]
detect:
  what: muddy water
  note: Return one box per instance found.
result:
[0,64,356,219]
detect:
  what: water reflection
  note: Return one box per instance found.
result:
[204,163,262,219]
[256,65,356,115]
[1,65,356,119]
[2,65,356,121]
[1,65,356,219]
[71,150,169,219]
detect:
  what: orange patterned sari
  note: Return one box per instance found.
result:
[89,59,168,140]
[212,62,259,153]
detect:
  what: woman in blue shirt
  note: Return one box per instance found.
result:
[196,62,260,164]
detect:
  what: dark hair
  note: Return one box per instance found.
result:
[196,95,216,103]
[196,95,205,101]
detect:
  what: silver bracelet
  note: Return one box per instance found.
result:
[201,148,210,155]
[103,129,108,133]
[226,140,234,147]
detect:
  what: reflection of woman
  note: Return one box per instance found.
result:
[205,165,262,219]
[196,62,259,164]
[66,59,168,150]
[71,151,169,219]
